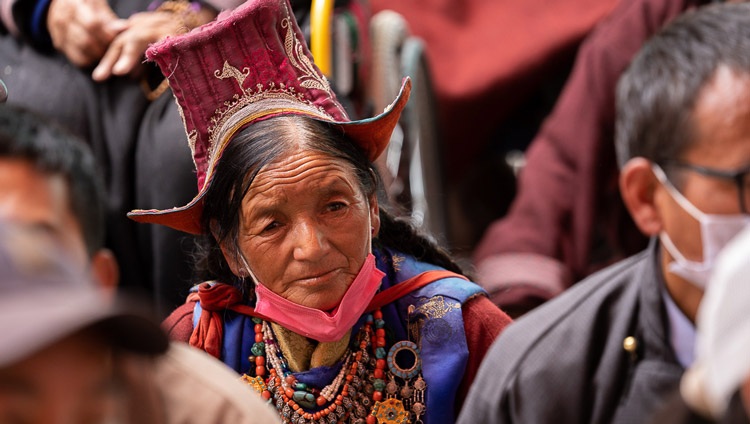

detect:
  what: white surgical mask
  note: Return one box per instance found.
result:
[653,164,750,288]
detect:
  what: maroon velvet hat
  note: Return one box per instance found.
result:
[128,0,411,234]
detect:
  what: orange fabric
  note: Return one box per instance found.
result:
[188,283,250,358]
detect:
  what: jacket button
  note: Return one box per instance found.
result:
[623,336,638,353]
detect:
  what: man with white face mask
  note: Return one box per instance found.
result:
[457,3,750,424]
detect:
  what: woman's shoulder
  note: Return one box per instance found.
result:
[161,281,245,342]
[463,294,513,334]
[408,271,486,305]
[380,248,485,299]
[162,299,198,342]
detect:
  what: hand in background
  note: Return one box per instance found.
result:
[47,0,124,68]
[92,6,217,82]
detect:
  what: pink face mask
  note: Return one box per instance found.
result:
[252,254,384,342]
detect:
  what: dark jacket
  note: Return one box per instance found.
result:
[650,390,750,424]
[457,241,685,424]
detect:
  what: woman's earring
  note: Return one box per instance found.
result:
[371,226,375,235]
[236,264,249,278]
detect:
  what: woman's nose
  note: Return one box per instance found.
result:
[292,221,328,261]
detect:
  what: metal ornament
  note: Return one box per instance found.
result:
[241,374,267,394]
[372,398,410,423]
[387,341,421,380]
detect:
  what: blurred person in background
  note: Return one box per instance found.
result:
[0,99,116,288]
[0,221,168,424]
[0,0,232,315]
[473,0,715,317]
[458,3,750,423]
[0,104,281,423]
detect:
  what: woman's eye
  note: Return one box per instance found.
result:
[261,221,280,233]
[327,202,347,212]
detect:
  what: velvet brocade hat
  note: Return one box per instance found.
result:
[128,0,411,234]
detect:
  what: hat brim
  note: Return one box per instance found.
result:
[0,287,169,367]
[129,77,411,234]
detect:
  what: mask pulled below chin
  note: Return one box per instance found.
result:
[253,254,384,342]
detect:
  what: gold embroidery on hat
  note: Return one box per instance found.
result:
[201,1,344,174]
[281,17,331,93]
[205,87,333,159]
[187,130,197,153]
[214,61,251,89]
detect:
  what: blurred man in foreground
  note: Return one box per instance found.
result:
[0,105,280,423]
[0,221,168,422]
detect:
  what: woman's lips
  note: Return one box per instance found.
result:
[293,268,341,285]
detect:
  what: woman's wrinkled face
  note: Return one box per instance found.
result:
[229,148,379,311]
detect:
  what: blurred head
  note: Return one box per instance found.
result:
[0,223,167,424]
[0,328,119,424]
[615,3,750,315]
[202,116,381,310]
[0,105,117,289]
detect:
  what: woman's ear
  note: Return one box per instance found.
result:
[218,241,245,277]
[619,157,663,237]
[211,220,244,277]
[368,192,380,237]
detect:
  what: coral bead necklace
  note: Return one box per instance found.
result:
[242,308,425,424]
[242,310,386,423]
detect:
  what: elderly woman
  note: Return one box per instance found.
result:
[129,0,511,422]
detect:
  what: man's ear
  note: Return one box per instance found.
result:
[619,157,663,237]
[90,248,119,292]
[211,220,243,277]
[368,192,380,237]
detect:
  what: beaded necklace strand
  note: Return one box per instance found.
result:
[242,309,425,424]
[243,311,383,423]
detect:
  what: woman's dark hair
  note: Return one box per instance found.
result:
[195,115,463,292]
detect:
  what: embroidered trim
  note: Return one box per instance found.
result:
[194,0,349,182]
[392,255,405,272]
[214,62,251,89]
[201,98,335,191]
[281,17,331,93]
[174,100,199,168]
[204,67,337,175]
